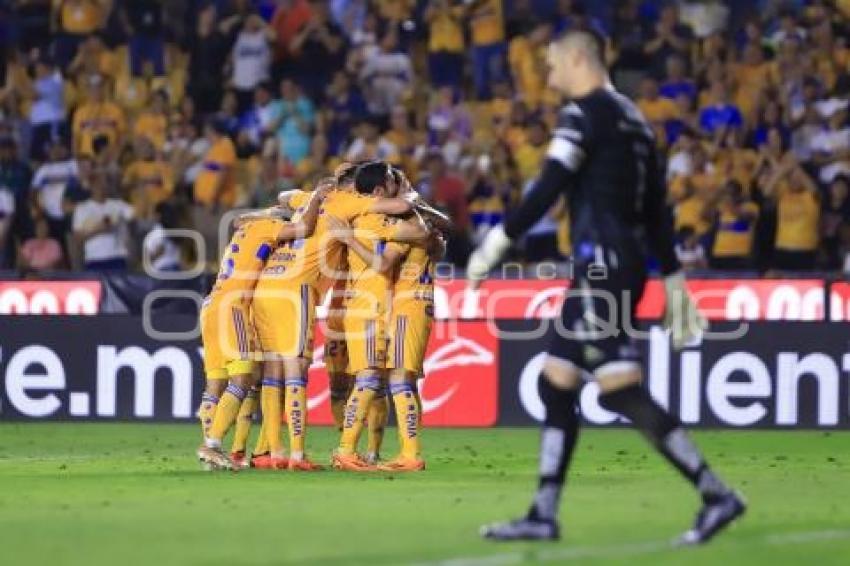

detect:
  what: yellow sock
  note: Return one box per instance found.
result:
[253,419,269,455]
[206,384,247,446]
[339,374,381,454]
[198,392,219,438]
[366,393,390,457]
[391,382,421,459]
[284,377,307,458]
[231,388,257,454]
[260,378,285,455]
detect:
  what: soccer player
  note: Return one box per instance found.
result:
[251,162,419,471]
[470,30,745,544]
[326,162,432,472]
[379,227,446,472]
[196,184,329,470]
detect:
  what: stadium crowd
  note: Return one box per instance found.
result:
[0,0,849,274]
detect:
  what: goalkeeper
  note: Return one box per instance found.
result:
[470,29,744,545]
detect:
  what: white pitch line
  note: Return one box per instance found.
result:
[412,529,850,566]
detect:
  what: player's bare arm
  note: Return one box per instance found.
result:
[274,183,332,241]
[326,216,407,275]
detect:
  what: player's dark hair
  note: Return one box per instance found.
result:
[336,163,359,186]
[355,161,390,194]
[390,166,404,186]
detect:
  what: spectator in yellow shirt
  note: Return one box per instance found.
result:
[513,119,548,186]
[425,0,465,91]
[466,0,506,100]
[762,154,821,271]
[51,0,105,68]
[637,77,679,148]
[123,139,174,222]
[72,75,126,158]
[133,90,170,151]
[732,43,772,126]
[709,180,759,270]
[508,21,552,110]
[192,119,237,263]
[194,119,237,210]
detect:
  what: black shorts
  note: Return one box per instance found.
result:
[548,259,646,375]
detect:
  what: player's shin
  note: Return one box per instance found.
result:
[528,374,580,522]
[366,387,389,462]
[198,379,225,438]
[260,369,286,456]
[231,386,258,454]
[339,372,381,455]
[389,378,420,460]
[597,379,731,503]
[253,418,269,455]
[207,378,250,448]
[284,376,308,460]
[329,373,351,432]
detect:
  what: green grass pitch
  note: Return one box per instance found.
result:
[0,424,848,565]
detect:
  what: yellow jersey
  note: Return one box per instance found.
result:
[258,190,380,293]
[712,202,759,258]
[428,6,464,52]
[72,101,126,156]
[133,111,168,149]
[776,186,820,251]
[207,217,286,306]
[123,159,173,212]
[508,37,545,108]
[675,195,711,235]
[375,0,415,21]
[733,62,772,120]
[194,137,237,207]
[393,240,434,308]
[58,0,101,34]
[637,96,679,146]
[346,213,409,317]
[470,0,504,45]
[514,141,547,184]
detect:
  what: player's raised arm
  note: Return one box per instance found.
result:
[275,182,333,241]
[367,196,414,216]
[413,199,453,235]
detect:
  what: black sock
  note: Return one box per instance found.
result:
[599,384,729,503]
[528,376,580,522]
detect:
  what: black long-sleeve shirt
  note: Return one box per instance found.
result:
[504,86,680,276]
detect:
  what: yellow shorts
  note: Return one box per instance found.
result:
[252,283,316,359]
[200,298,257,379]
[343,312,387,373]
[387,302,433,375]
[324,307,349,375]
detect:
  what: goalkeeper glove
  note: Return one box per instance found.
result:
[662,271,708,350]
[466,224,512,286]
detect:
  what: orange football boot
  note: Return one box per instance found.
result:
[332,451,378,472]
[250,453,289,470]
[377,457,426,472]
[288,457,325,471]
[230,451,250,469]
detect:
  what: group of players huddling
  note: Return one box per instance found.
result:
[195,26,746,548]
[196,160,448,473]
